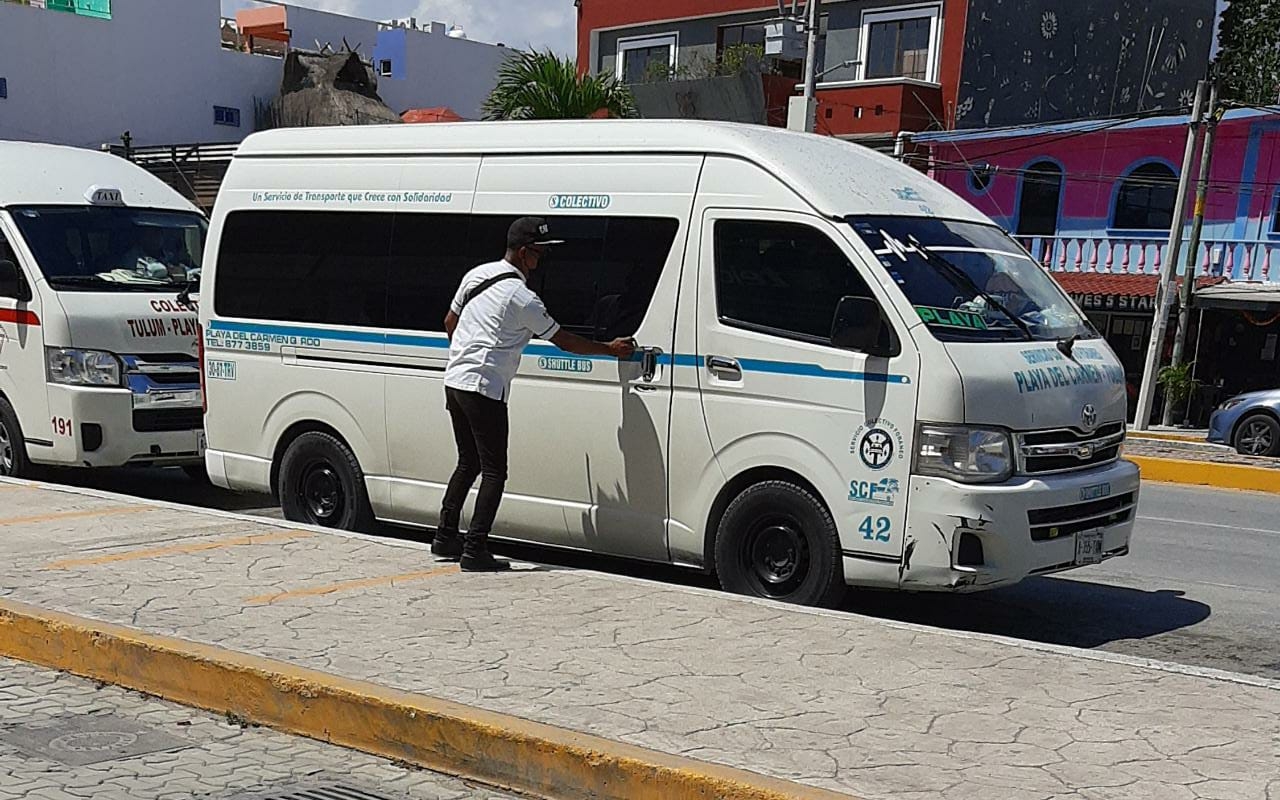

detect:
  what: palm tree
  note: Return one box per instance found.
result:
[482,50,638,121]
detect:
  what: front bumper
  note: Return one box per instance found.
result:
[38,384,204,468]
[899,459,1140,592]
[1207,409,1233,445]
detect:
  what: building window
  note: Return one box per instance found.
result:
[616,33,677,83]
[718,21,766,54]
[1271,192,1280,235]
[1016,161,1063,236]
[860,5,941,83]
[379,59,393,77]
[967,163,996,194]
[1112,162,1178,231]
[213,105,241,127]
[0,78,7,99]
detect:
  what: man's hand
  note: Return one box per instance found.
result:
[607,337,636,359]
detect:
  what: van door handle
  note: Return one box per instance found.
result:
[706,355,741,379]
[639,347,663,382]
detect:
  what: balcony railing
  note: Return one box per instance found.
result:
[1014,235,1280,282]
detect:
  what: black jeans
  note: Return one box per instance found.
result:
[439,387,509,543]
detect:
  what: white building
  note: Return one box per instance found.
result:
[0,0,513,149]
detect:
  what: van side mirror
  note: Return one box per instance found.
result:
[0,260,30,301]
[831,296,899,358]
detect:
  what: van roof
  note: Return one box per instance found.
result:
[234,120,987,223]
[0,141,202,213]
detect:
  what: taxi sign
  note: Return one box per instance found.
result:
[86,186,125,206]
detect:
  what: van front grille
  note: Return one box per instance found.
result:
[1016,423,1124,475]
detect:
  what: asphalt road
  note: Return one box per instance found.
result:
[33,467,1280,680]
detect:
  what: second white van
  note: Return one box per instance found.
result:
[199,120,1139,607]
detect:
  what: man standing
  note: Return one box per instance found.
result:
[432,217,636,571]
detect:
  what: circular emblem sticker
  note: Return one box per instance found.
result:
[851,419,906,471]
[859,428,895,470]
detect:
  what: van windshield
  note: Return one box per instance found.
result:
[11,206,206,291]
[846,216,1094,343]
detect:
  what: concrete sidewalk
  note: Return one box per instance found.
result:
[1123,437,1280,494]
[1,479,1278,800]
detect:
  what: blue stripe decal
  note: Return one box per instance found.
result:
[207,320,911,383]
[738,358,911,384]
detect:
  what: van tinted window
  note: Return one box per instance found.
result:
[215,211,392,327]
[715,220,874,345]
[216,211,678,340]
[528,216,677,339]
[387,214,479,331]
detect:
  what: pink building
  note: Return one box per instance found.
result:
[916,109,1280,420]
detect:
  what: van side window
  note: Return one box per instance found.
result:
[387,214,478,331]
[714,220,875,346]
[528,216,677,340]
[215,211,393,327]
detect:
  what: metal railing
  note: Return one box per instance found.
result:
[1014,234,1280,282]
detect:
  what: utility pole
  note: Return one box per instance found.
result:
[787,0,820,132]
[1133,79,1206,431]
[1163,79,1220,427]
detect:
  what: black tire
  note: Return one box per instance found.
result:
[714,480,845,608]
[278,432,375,530]
[0,396,33,479]
[181,464,210,483]
[1233,413,1280,458]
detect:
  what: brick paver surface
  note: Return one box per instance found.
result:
[0,657,520,800]
[1126,437,1280,470]
[2,481,1278,800]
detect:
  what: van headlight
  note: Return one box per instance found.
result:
[914,424,1013,483]
[46,348,123,387]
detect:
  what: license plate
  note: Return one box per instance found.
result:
[1075,528,1104,566]
[197,431,207,455]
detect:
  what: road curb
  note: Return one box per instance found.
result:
[1130,455,1280,494]
[0,599,857,800]
[1126,431,1206,443]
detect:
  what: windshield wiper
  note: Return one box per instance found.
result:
[904,235,1035,342]
[47,275,168,291]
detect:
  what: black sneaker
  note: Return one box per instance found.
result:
[459,551,511,572]
[430,531,463,560]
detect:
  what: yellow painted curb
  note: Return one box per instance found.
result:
[0,599,858,800]
[1131,456,1280,494]
[1126,431,1206,443]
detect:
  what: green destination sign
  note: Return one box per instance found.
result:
[916,306,989,331]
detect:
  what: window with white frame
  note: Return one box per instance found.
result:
[616,33,677,83]
[860,5,941,83]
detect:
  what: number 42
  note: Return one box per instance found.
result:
[859,515,891,542]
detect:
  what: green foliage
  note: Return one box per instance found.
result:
[481,50,638,120]
[1157,361,1202,406]
[1214,0,1280,104]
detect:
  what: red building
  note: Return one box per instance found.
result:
[576,0,1215,149]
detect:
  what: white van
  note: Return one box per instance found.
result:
[200,121,1138,607]
[0,142,206,479]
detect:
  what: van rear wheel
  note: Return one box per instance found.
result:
[278,432,374,531]
[0,397,33,479]
[714,480,845,608]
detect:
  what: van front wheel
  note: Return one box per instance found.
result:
[714,481,845,608]
[278,432,374,531]
[0,397,33,479]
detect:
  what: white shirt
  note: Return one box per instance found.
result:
[444,260,561,402]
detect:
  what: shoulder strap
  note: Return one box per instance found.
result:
[460,272,522,312]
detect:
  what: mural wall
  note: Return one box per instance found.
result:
[955,0,1215,129]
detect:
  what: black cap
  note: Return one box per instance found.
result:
[507,217,565,249]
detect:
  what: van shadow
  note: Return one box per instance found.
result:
[846,576,1212,649]
[579,369,668,561]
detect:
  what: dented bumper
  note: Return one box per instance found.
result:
[898,459,1140,592]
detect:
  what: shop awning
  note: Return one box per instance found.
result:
[1193,282,1280,311]
[1052,273,1224,313]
